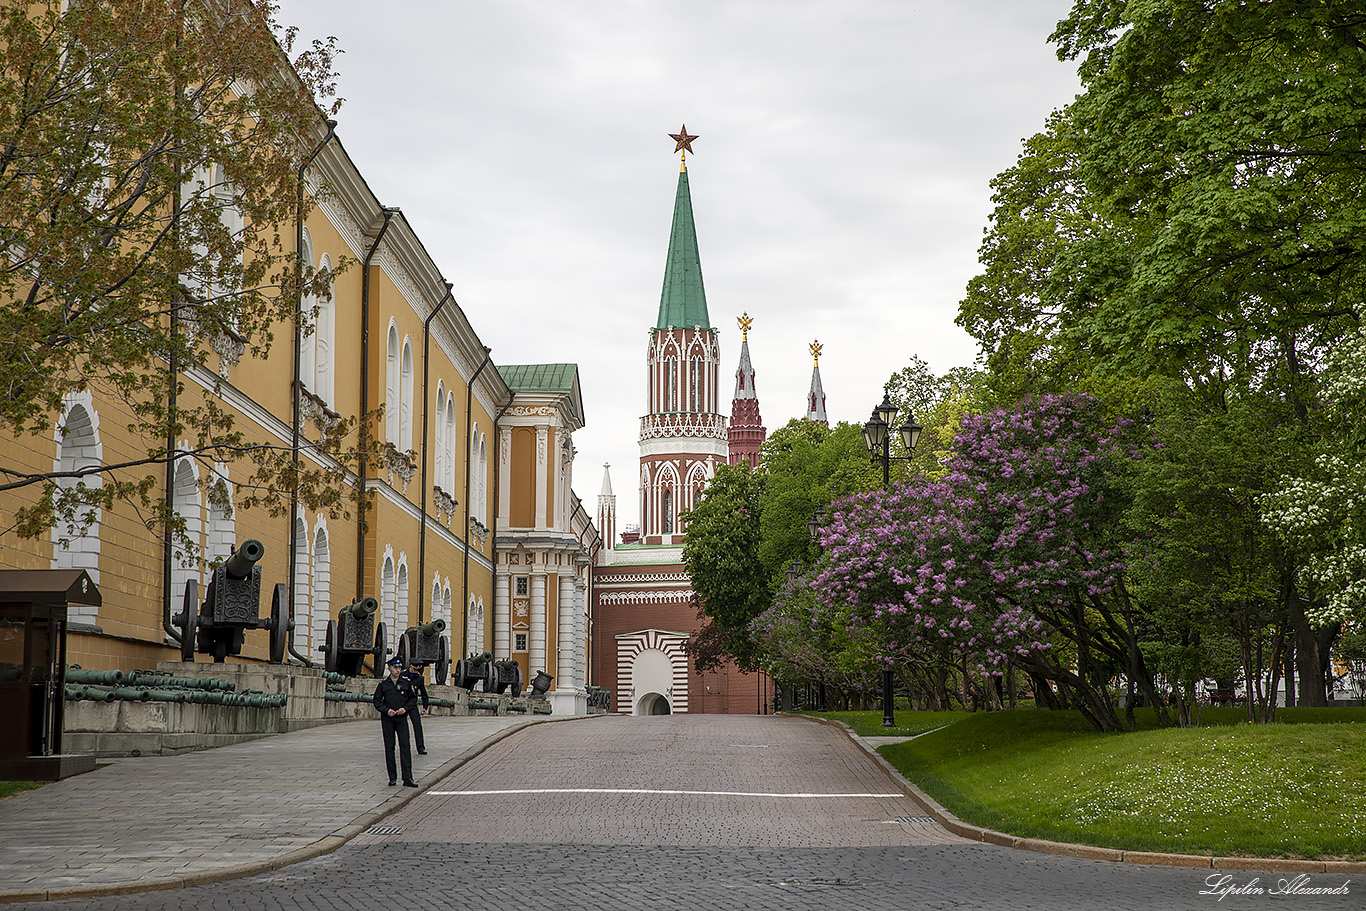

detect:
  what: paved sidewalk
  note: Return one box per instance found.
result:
[0,714,564,902]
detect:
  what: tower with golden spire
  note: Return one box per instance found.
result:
[727,312,767,466]
[806,340,828,426]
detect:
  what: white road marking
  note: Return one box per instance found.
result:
[427,788,904,798]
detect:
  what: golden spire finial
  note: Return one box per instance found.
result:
[737,312,753,341]
[810,340,823,366]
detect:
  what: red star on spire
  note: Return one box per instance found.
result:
[669,124,699,155]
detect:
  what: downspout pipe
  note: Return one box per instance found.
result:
[459,347,494,640]
[417,282,456,624]
[286,118,337,666]
[356,206,399,602]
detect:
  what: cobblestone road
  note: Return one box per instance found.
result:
[5,715,1354,910]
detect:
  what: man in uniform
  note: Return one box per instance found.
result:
[401,661,430,755]
[373,656,418,787]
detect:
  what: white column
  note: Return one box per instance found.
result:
[558,573,576,690]
[530,570,546,675]
[494,566,509,659]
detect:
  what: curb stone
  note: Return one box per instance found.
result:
[1,714,586,904]
[808,715,1366,875]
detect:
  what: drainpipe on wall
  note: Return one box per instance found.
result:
[285,118,337,666]
[355,207,399,602]
[416,282,456,625]
[459,347,494,643]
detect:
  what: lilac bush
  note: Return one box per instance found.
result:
[817,393,1162,731]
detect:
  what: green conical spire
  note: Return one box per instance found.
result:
[656,164,710,329]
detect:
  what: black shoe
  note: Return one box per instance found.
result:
[402,780,418,788]
[388,779,397,786]
[417,749,427,755]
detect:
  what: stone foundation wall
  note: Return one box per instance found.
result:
[63,661,550,757]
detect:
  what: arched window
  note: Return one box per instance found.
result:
[431,577,442,629]
[442,580,452,635]
[299,229,316,389]
[690,356,702,411]
[470,424,479,517]
[382,554,397,637]
[397,560,409,632]
[434,383,446,490]
[385,324,400,443]
[662,487,674,534]
[478,433,488,523]
[467,594,479,653]
[206,464,234,558]
[313,524,330,656]
[444,392,457,492]
[400,337,414,451]
[664,357,677,411]
[170,457,203,619]
[52,397,103,604]
[293,513,311,652]
[315,253,334,405]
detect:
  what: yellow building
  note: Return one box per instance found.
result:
[0,2,596,698]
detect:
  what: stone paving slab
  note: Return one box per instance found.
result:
[371,714,970,848]
[0,714,554,900]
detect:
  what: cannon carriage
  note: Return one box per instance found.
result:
[319,597,388,678]
[454,651,497,692]
[174,539,292,664]
[395,618,450,685]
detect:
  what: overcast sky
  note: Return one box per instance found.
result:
[277,1,1082,531]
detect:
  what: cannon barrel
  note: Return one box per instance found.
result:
[411,618,446,637]
[343,597,379,620]
[223,539,265,580]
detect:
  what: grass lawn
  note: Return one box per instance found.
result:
[878,707,1366,860]
[0,781,43,801]
[796,709,965,738]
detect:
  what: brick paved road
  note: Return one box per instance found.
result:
[5,715,1354,910]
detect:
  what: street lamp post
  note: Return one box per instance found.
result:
[807,508,827,711]
[862,392,923,727]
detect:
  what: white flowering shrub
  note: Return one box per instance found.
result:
[1261,329,1366,626]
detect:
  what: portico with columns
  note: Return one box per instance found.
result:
[494,364,598,715]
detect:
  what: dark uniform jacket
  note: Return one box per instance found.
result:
[373,675,417,714]
[401,669,429,710]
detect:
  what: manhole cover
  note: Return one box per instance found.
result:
[363,826,405,836]
[894,816,935,824]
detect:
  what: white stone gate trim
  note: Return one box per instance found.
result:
[615,628,690,714]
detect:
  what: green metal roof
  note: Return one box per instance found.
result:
[499,363,579,394]
[656,167,710,330]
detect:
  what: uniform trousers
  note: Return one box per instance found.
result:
[380,712,413,783]
[409,709,425,752]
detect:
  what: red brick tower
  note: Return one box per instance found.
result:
[727,312,766,466]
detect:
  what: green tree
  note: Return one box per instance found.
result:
[758,419,876,584]
[0,0,353,552]
[681,464,768,672]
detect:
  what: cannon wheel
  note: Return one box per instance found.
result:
[179,579,199,663]
[372,622,387,678]
[511,665,523,698]
[322,620,339,673]
[483,662,497,694]
[396,632,411,670]
[435,636,450,686]
[268,583,290,665]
